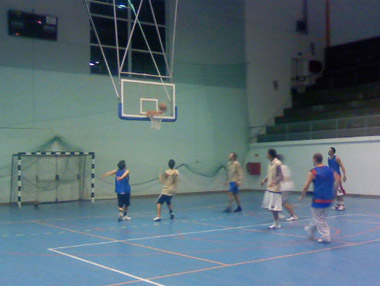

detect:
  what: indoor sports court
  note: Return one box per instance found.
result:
[1,0,380,285]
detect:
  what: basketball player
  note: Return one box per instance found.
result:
[261,149,283,229]
[300,153,338,243]
[224,152,244,213]
[328,147,347,211]
[101,160,131,221]
[153,159,179,221]
[277,155,298,221]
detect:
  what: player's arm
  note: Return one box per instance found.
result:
[336,156,347,182]
[117,169,130,181]
[101,169,117,179]
[237,163,243,186]
[261,176,268,186]
[299,172,314,201]
[159,170,168,182]
[274,165,284,185]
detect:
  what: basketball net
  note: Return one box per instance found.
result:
[149,115,162,130]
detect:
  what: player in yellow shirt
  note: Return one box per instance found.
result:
[224,152,244,213]
[153,159,179,221]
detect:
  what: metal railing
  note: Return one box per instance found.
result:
[249,114,380,142]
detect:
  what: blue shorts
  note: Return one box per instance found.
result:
[229,182,239,194]
[156,194,172,205]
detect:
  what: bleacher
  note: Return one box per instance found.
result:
[257,36,380,143]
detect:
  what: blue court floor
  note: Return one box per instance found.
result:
[1,191,380,286]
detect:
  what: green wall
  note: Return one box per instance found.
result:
[0,66,248,202]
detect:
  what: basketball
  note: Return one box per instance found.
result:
[159,102,167,112]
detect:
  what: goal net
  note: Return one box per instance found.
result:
[10,152,95,207]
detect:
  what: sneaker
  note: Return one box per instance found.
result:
[332,205,339,210]
[286,216,298,221]
[338,205,345,211]
[122,216,131,221]
[118,212,123,222]
[170,212,175,219]
[268,222,281,229]
[153,217,161,222]
[317,238,331,244]
[304,226,315,240]
[224,207,232,213]
[279,214,286,220]
[233,206,242,213]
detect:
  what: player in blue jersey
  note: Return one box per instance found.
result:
[300,153,339,243]
[328,147,347,211]
[101,160,132,222]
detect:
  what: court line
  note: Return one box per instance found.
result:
[36,221,227,266]
[0,203,227,225]
[105,238,380,286]
[49,213,359,250]
[48,248,166,286]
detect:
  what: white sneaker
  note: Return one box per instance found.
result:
[332,205,339,210]
[279,214,286,220]
[153,217,161,222]
[286,216,298,221]
[122,216,131,221]
[338,205,345,211]
[268,222,281,229]
[317,238,331,244]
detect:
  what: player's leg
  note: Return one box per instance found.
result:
[305,207,318,240]
[284,202,298,220]
[117,194,124,221]
[313,208,331,243]
[167,197,175,219]
[337,182,346,210]
[231,182,242,212]
[268,193,282,229]
[122,194,131,221]
[154,195,164,221]
[283,192,298,221]
[224,190,234,213]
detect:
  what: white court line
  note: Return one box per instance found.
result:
[49,248,166,286]
[50,213,359,251]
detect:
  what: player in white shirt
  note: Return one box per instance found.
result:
[278,155,298,221]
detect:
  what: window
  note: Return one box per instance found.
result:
[89,0,167,77]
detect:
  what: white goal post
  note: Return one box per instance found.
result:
[11,151,95,207]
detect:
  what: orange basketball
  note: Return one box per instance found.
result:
[159,102,167,112]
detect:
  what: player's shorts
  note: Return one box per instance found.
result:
[117,193,130,208]
[156,194,173,205]
[229,182,239,194]
[262,190,282,212]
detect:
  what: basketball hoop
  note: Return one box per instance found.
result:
[149,115,162,130]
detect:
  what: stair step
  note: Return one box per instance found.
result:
[267,116,380,135]
[293,81,380,107]
[277,107,380,124]
[257,127,380,143]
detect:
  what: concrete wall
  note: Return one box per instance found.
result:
[245,0,326,130]
[330,0,380,45]
[247,136,380,196]
[0,0,248,203]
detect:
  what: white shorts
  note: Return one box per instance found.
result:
[262,191,283,212]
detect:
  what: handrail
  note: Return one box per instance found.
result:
[250,113,380,141]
